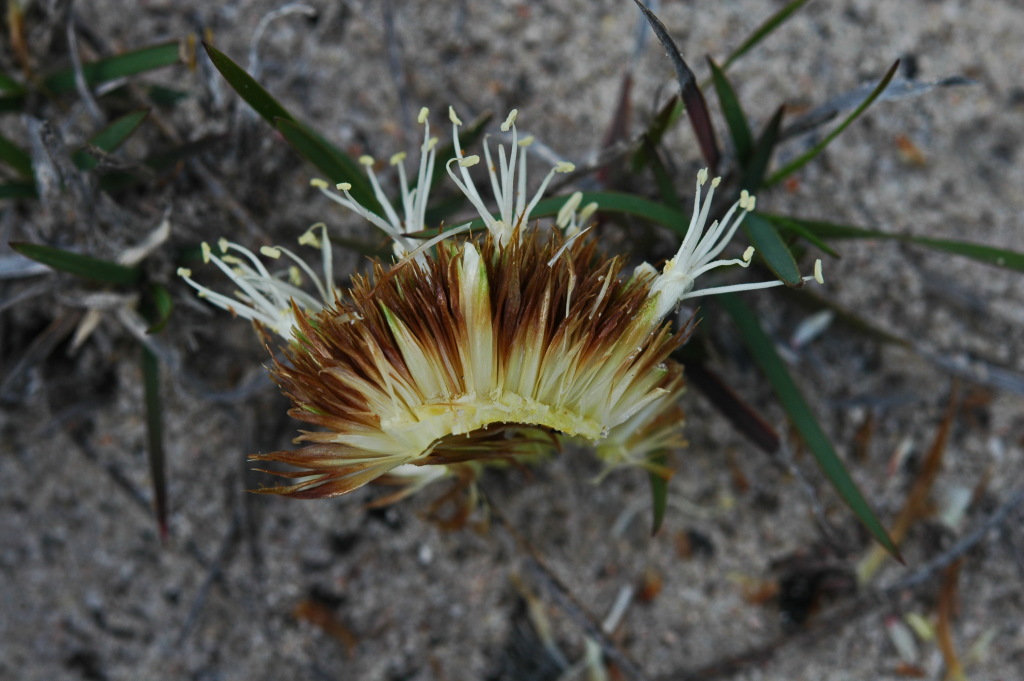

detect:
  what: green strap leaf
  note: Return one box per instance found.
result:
[141,346,169,541]
[0,132,33,178]
[708,57,753,164]
[767,213,1024,273]
[766,60,900,186]
[742,213,801,285]
[144,283,174,334]
[762,213,840,258]
[274,118,382,216]
[0,181,38,200]
[740,105,784,193]
[10,242,140,285]
[648,454,669,536]
[716,292,901,559]
[73,109,150,171]
[202,42,293,124]
[0,71,25,94]
[42,41,181,94]
[722,0,812,69]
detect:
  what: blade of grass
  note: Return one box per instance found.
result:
[73,109,149,171]
[10,242,140,285]
[274,118,381,215]
[767,213,1024,273]
[766,60,900,186]
[0,71,24,94]
[722,0,812,69]
[0,181,37,200]
[202,42,293,124]
[762,213,840,258]
[42,41,181,94]
[141,345,168,541]
[144,283,173,334]
[716,292,901,559]
[632,0,720,172]
[631,95,677,172]
[648,455,669,536]
[742,213,801,285]
[708,57,753,164]
[642,137,682,211]
[740,105,784,193]
[0,132,33,178]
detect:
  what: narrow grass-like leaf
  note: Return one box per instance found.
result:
[716,293,901,559]
[147,84,189,107]
[633,0,720,172]
[763,214,840,258]
[144,283,173,334]
[722,0,812,69]
[73,110,149,171]
[742,213,801,284]
[648,454,669,536]
[10,242,140,285]
[768,214,1024,273]
[274,118,381,216]
[642,138,682,211]
[203,42,293,124]
[0,181,37,200]
[631,95,678,172]
[43,41,181,94]
[741,105,784,193]
[682,357,780,454]
[0,71,24,94]
[0,132,33,178]
[141,346,168,541]
[766,60,900,186]
[708,57,753,164]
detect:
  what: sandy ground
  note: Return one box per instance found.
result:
[2,1,1023,680]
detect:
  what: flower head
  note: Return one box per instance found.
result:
[182,107,822,504]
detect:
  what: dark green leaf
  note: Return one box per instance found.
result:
[742,213,801,285]
[144,283,173,334]
[708,57,753,164]
[642,138,682,211]
[274,118,382,216]
[762,213,840,258]
[648,455,669,536]
[0,132,33,178]
[42,41,181,94]
[147,84,189,107]
[141,346,168,541]
[631,95,678,172]
[633,0,719,172]
[73,110,149,171]
[768,214,1024,273]
[10,242,140,285]
[0,94,24,114]
[740,105,784,193]
[0,181,38,200]
[0,71,25,94]
[723,0,812,69]
[202,42,293,124]
[716,293,900,558]
[767,60,900,186]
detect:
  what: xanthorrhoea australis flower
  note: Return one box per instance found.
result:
[181,107,823,502]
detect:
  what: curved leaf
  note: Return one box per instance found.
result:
[708,57,753,164]
[10,242,140,285]
[202,42,293,124]
[716,292,901,559]
[43,41,181,94]
[742,213,801,285]
[73,109,150,171]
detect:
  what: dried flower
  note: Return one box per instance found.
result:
[181,107,822,502]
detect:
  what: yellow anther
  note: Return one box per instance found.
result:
[448,106,462,126]
[390,151,407,166]
[201,242,212,264]
[298,225,323,248]
[711,176,722,188]
[426,137,438,151]
[742,246,755,262]
[518,135,535,147]
[459,155,480,167]
[310,178,329,189]
[217,238,229,253]
[813,259,824,284]
[697,168,709,185]
[555,161,575,173]
[418,106,429,124]
[177,267,192,277]
[578,202,598,223]
[501,109,518,132]
[260,246,282,259]
[336,182,352,191]
[288,266,302,286]
[359,155,375,166]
